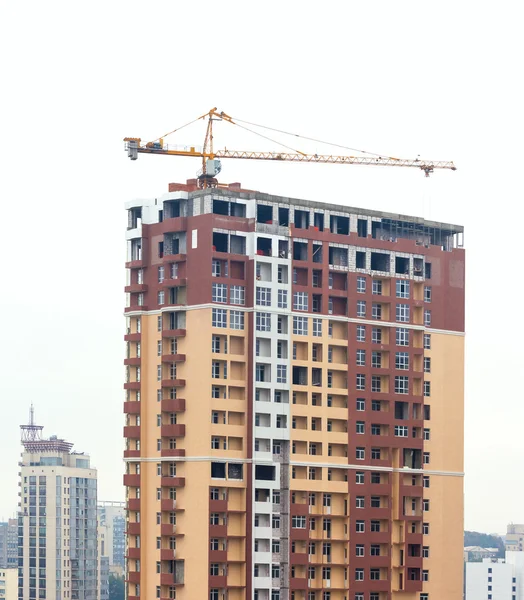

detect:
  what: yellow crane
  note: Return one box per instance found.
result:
[124,107,456,188]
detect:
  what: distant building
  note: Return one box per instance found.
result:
[465,546,500,562]
[0,568,17,600]
[17,407,99,600]
[466,553,524,600]
[0,521,17,569]
[97,501,125,573]
[507,525,524,552]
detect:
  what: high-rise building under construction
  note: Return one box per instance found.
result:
[123,179,465,600]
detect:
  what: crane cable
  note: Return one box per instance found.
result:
[147,115,205,146]
[228,115,399,160]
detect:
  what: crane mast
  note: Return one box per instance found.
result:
[124,108,456,187]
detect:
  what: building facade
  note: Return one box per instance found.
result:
[506,526,524,553]
[18,413,98,600]
[97,502,125,573]
[123,179,465,600]
[0,521,17,570]
[465,553,524,600]
[0,568,17,600]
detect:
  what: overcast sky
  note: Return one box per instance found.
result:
[0,1,521,534]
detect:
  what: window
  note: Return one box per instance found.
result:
[424,357,431,373]
[372,351,382,368]
[370,520,380,532]
[396,352,409,370]
[211,362,221,379]
[210,590,219,600]
[424,286,432,302]
[422,547,430,558]
[212,283,227,303]
[424,309,432,326]
[372,303,382,320]
[424,333,431,349]
[372,400,381,411]
[422,570,429,582]
[170,263,178,278]
[356,349,366,366]
[424,381,431,397]
[370,568,380,581]
[395,376,409,394]
[357,301,366,317]
[396,280,410,299]
[396,327,409,346]
[356,398,365,411]
[272,564,280,579]
[356,521,365,533]
[423,475,430,488]
[230,310,244,330]
[396,304,410,322]
[356,421,365,434]
[230,285,245,305]
[395,425,408,437]
[292,516,307,529]
[371,448,381,460]
[423,499,430,512]
[277,365,287,384]
[355,569,364,581]
[277,289,288,309]
[294,291,309,311]
[158,266,165,283]
[157,291,165,305]
[356,447,365,460]
[212,335,221,353]
[371,376,381,392]
[256,312,271,332]
[423,452,430,465]
[356,374,366,390]
[212,260,221,277]
[372,279,382,295]
[370,544,380,556]
[356,325,366,342]
[420,593,429,600]
[371,327,382,344]
[356,496,365,508]
[356,544,364,557]
[293,316,308,335]
[313,318,322,337]
[423,522,430,535]
[212,308,227,328]
[357,277,366,293]
[424,429,431,441]
[256,287,272,306]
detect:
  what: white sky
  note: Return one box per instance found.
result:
[0,0,522,534]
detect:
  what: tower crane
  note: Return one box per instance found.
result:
[124,108,456,188]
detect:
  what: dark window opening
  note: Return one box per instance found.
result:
[312,244,323,263]
[213,199,229,216]
[213,232,228,253]
[278,207,289,227]
[328,247,348,268]
[158,241,164,259]
[293,241,308,261]
[313,212,324,231]
[128,207,142,229]
[395,256,409,275]
[257,237,272,256]
[312,270,322,288]
[357,219,368,238]
[403,449,422,469]
[230,235,246,255]
[278,240,289,258]
[293,366,308,386]
[211,463,226,478]
[413,258,423,275]
[425,262,432,279]
[424,405,431,420]
[165,200,181,219]
[294,209,310,229]
[356,251,366,269]
[255,465,275,481]
[395,402,409,420]
[312,295,322,313]
[228,463,243,480]
[371,252,389,272]
[330,215,349,236]
[257,204,273,224]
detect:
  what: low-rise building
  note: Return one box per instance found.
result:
[465,546,500,562]
[0,568,17,600]
[507,525,524,553]
[466,553,524,600]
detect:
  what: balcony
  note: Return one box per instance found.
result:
[127,522,140,535]
[160,549,176,561]
[127,571,140,584]
[161,379,186,389]
[160,573,178,586]
[209,549,227,563]
[123,402,141,415]
[209,524,227,537]
[124,357,141,367]
[161,354,186,364]
[127,498,141,511]
[290,578,308,591]
[161,329,186,339]
[290,553,309,565]
[209,575,227,588]
[123,381,141,391]
[124,332,141,342]
[160,448,186,458]
[290,528,308,541]
[124,283,148,294]
[123,474,140,487]
[209,499,228,513]
[160,424,186,437]
[123,426,141,439]
[161,398,186,413]
[161,499,178,512]
[126,548,140,560]
[125,259,143,269]
[160,476,185,488]
[160,524,177,536]
[123,449,141,459]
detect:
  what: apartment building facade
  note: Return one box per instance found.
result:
[18,417,98,600]
[124,179,465,600]
[0,521,17,570]
[97,502,125,573]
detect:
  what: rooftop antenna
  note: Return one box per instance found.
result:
[20,403,44,444]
